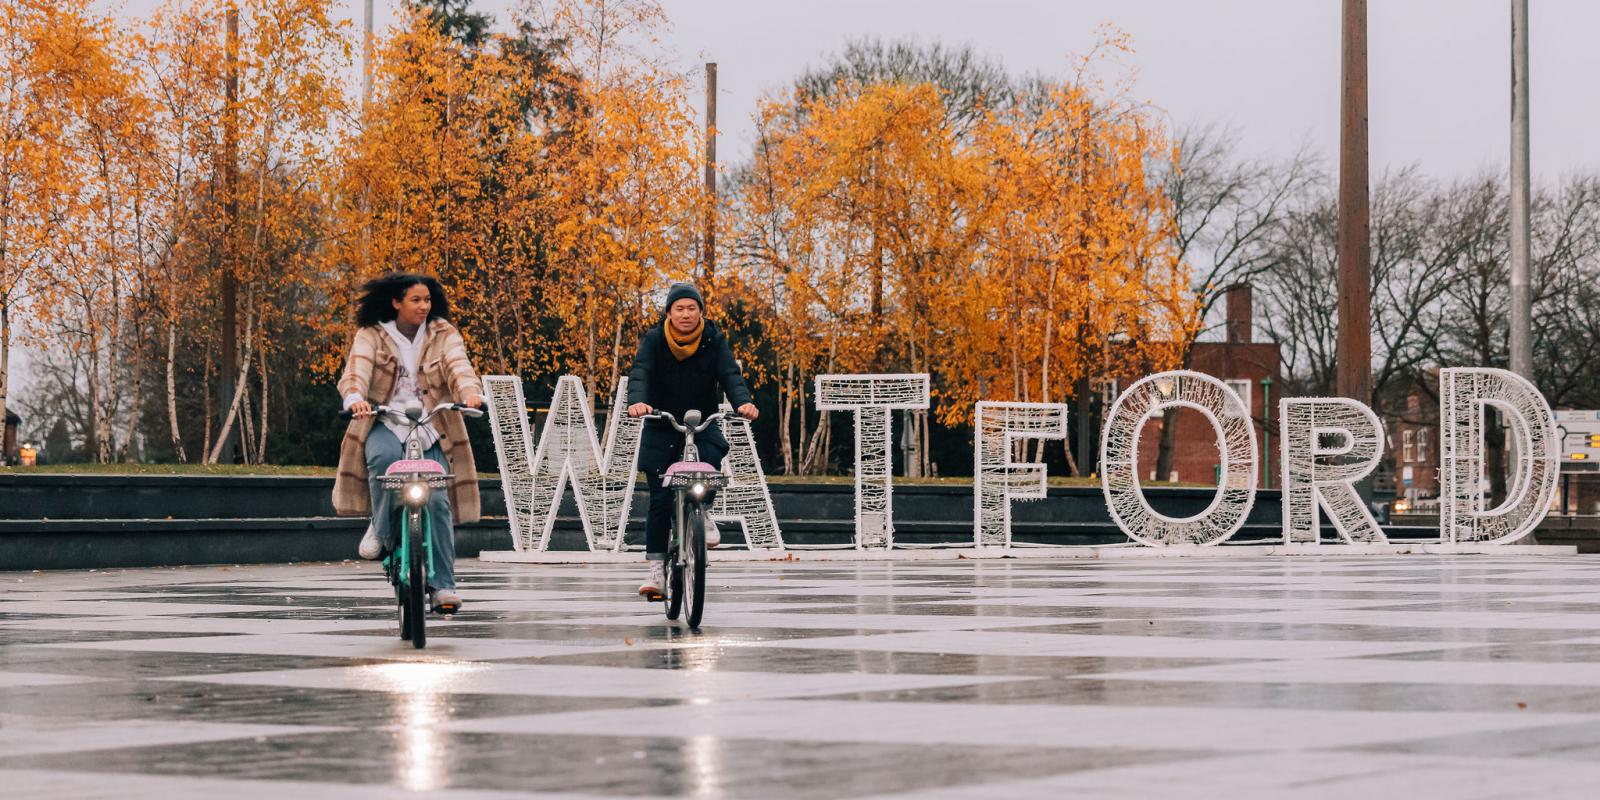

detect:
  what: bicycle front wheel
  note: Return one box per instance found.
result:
[685,506,706,629]
[407,508,427,649]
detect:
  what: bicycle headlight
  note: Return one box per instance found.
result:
[405,482,429,506]
[690,482,706,498]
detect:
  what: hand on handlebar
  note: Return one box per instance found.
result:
[736,403,758,421]
[349,400,375,418]
[627,403,652,418]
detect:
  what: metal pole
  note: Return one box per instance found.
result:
[362,0,374,114]
[1261,376,1273,489]
[1510,0,1533,379]
[703,62,717,287]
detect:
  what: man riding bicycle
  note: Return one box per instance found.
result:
[626,282,757,599]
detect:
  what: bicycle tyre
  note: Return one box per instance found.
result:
[396,580,410,640]
[664,545,684,620]
[408,508,427,649]
[664,494,684,620]
[395,511,411,641]
[685,508,706,628]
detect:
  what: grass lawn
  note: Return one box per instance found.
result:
[2,464,1213,489]
[0,463,334,476]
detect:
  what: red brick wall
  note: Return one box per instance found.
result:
[1133,342,1281,488]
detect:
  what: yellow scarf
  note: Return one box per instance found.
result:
[665,318,704,361]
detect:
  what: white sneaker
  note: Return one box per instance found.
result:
[638,562,666,600]
[357,522,382,560]
[703,514,721,549]
[431,588,462,613]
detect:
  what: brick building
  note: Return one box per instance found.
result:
[1134,285,1282,488]
[1387,379,1441,508]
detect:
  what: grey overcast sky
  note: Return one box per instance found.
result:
[108,0,1600,180]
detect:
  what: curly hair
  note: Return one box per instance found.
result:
[355,272,451,328]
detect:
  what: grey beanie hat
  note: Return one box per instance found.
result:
[665,282,704,312]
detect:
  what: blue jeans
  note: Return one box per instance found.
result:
[639,426,728,560]
[365,424,456,590]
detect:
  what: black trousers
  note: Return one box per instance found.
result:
[639,427,728,558]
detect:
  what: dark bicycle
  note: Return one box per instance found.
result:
[646,409,727,629]
[340,401,481,649]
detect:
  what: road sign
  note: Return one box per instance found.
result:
[1555,410,1600,472]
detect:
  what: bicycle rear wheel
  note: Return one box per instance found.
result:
[685,508,707,628]
[407,509,427,649]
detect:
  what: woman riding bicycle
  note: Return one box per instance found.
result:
[625,282,758,599]
[333,272,485,612]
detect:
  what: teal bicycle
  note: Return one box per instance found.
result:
[342,401,481,649]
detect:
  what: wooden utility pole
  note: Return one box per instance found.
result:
[219,3,240,463]
[1336,0,1371,409]
[702,62,717,288]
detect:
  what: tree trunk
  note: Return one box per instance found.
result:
[166,322,187,462]
[256,334,269,463]
[239,369,257,464]
[0,299,9,465]
[1154,344,1196,481]
[779,359,795,474]
[1154,406,1179,482]
[87,305,108,463]
[201,343,213,459]
[207,304,255,464]
[120,319,145,462]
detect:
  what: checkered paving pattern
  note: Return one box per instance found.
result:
[6,555,1600,798]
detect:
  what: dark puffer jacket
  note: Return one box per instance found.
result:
[626,319,753,424]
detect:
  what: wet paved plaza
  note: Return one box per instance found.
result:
[5,554,1600,798]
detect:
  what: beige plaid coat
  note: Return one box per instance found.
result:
[332,319,484,523]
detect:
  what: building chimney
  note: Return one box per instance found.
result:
[1225,284,1253,344]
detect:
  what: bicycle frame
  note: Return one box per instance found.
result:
[648,409,728,627]
[341,399,482,646]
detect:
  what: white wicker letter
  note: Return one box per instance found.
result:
[1279,398,1387,544]
[1440,367,1558,544]
[815,374,930,549]
[483,375,642,551]
[710,404,785,549]
[484,376,537,549]
[974,402,1069,548]
[1100,371,1258,546]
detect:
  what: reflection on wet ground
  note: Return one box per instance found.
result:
[5,555,1600,797]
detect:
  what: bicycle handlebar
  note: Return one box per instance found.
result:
[338,402,485,422]
[646,409,727,434]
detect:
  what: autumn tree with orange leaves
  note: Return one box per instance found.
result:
[729,36,1196,475]
[8,3,1206,476]
[334,0,705,412]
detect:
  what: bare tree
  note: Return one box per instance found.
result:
[1153,123,1316,479]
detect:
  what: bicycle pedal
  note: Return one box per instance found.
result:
[640,589,664,602]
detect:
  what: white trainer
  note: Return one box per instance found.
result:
[638,562,666,600]
[357,522,382,560]
[703,514,721,549]
[431,588,463,613]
